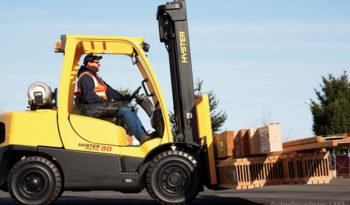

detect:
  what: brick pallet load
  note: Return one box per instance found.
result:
[258,123,283,154]
[213,131,237,159]
[213,123,283,158]
[248,128,259,155]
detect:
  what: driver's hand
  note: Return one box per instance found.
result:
[123,94,132,101]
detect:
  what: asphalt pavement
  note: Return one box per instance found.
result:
[0,178,349,205]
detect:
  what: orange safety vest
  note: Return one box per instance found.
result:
[77,72,108,100]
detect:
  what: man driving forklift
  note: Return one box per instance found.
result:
[77,54,152,144]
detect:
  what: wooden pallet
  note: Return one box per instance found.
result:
[283,134,350,152]
[280,151,331,184]
[216,150,331,190]
[217,154,285,189]
[283,134,349,147]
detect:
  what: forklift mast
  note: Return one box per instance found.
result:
[157,0,199,144]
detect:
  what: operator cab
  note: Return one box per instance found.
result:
[61,40,165,147]
[73,82,164,144]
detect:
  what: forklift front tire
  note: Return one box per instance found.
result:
[146,150,200,205]
[7,156,62,205]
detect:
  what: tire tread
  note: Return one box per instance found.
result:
[7,156,62,205]
[146,150,200,205]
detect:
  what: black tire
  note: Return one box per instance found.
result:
[57,186,65,199]
[7,156,62,205]
[146,150,200,205]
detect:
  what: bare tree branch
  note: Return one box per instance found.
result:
[250,108,273,128]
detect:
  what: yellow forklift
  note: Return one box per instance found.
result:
[0,1,217,204]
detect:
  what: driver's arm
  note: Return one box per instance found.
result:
[105,83,124,101]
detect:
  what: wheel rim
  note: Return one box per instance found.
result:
[17,167,52,200]
[156,162,192,199]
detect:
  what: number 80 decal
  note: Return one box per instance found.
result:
[101,145,112,152]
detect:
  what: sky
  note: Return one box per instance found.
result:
[0,0,349,141]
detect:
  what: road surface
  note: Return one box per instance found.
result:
[0,178,349,205]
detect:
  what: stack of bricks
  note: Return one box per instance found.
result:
[213,123,283,158]
[257,123,283,154]
[213,131,236,159]
[248,128,260,155]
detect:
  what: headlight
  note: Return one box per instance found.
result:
[28,82,53,109]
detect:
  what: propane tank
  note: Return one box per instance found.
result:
[27,82,54,110]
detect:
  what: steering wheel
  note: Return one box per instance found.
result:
[131,86,142,99]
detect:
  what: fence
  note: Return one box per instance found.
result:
[331,154,350,176]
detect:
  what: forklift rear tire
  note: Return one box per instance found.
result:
[7,156,62,205]
[146,150,200,205]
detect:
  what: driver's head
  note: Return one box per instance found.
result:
[84,54,102,73]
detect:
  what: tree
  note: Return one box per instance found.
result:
[250,108,273,128]
[170,79,227,135]
[310,71,350,136]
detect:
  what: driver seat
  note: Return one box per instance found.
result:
[73,92,122,123]
[72,92,128,146]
